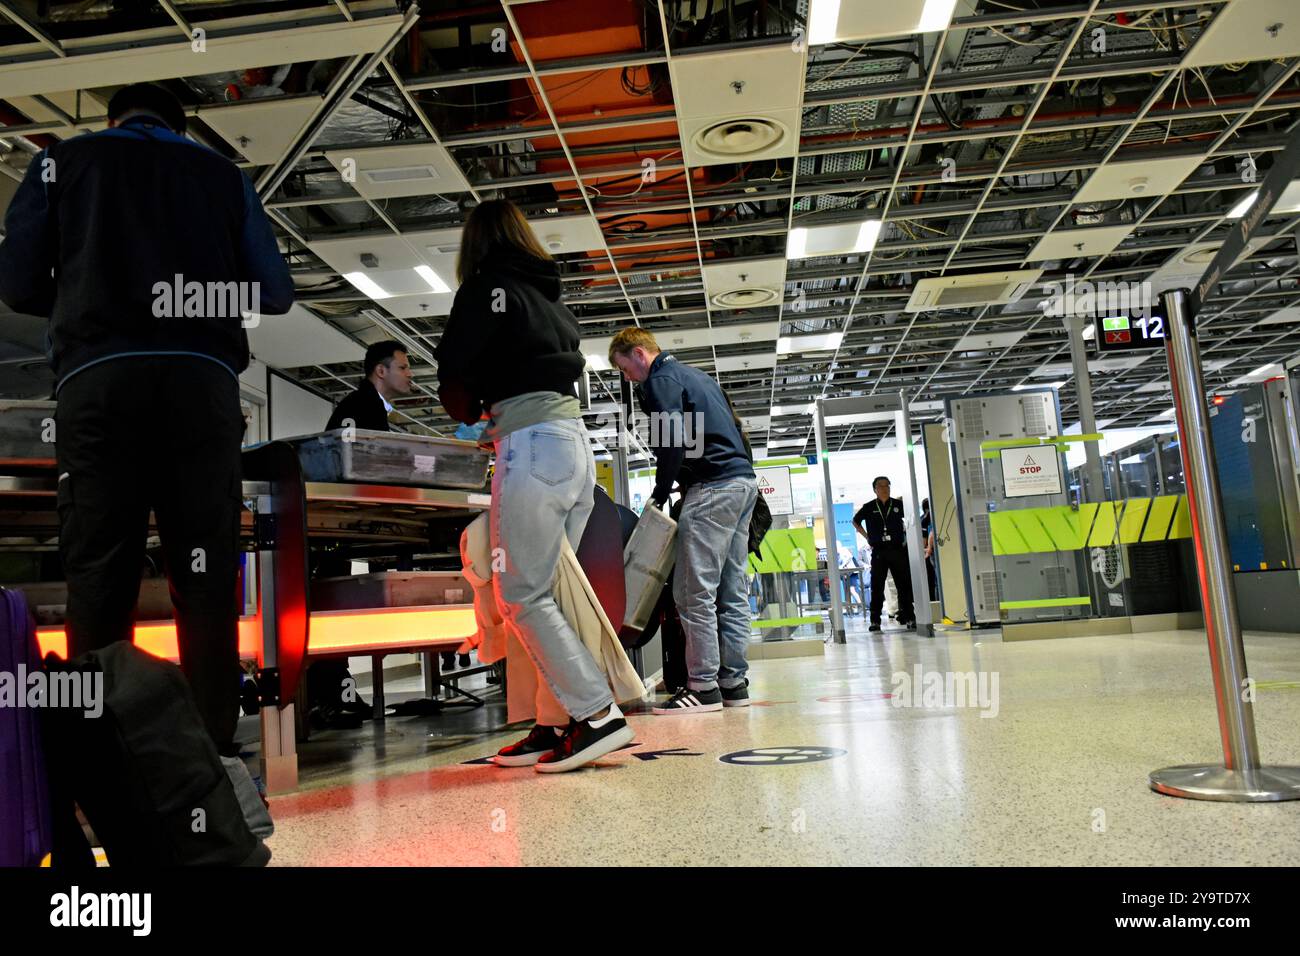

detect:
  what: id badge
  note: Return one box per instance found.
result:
[882,534,891,543]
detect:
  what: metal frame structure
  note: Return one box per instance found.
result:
[3,0,1300,456]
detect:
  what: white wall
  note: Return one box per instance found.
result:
[269,371,335,439]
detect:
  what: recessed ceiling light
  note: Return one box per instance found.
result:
[787,220,881,259]
[414,265,450,294]
[771,403,815,416]
[343,271,391,300]
[777,332,844,353]
[1226,191,1258,219]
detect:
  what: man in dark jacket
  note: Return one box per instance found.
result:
[853,476,916,632]
[0,83,294,758]
[609,328,758,713]
[325,340,413,432]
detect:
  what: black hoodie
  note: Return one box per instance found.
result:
[434,248,585,424]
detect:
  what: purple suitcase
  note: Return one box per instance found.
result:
[0,588,51,866]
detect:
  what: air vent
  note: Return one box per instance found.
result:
[701,258,786,314]
[711,288,780,309]
[1023,399,1049,437]
[364,165,439,184]
[692,118,788,159]
[937,284,1024,307]
[906,269,1043,312]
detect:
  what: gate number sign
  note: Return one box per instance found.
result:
[1096,313,1166,353]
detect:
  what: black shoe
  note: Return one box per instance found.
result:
[493,724,566,767]
[869,622,882,633]
[309,704,362,731]
[720,679,750,708]
[902,619,917,630]
[339,697,373,719]
[652,686,723,715]
[535,708,634,773]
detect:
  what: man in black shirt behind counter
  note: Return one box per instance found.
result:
[852,476,916,633]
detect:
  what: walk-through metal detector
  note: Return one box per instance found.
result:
[815,392,933,643]
[1146,116,1300,802]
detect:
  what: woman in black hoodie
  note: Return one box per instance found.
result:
[434,199,632,773]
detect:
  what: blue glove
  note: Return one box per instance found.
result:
[455,421,487,441]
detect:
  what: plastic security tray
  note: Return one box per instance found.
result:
[285,429,489,489]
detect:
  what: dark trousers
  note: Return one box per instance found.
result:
[56,356,244,756]
[869,545,914,624]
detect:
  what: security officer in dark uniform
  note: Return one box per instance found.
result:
[852,476,916,632]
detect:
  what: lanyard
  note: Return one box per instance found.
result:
[875,498,890,524]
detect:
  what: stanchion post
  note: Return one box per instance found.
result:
[1147,288,1300,801]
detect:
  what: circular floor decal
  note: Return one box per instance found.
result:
[719,746,847,766]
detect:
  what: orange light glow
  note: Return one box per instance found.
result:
[306,605,477,655]
[34,605,477,662]
[37,617,264,662]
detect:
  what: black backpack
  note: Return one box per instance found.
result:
[43,642,269,867]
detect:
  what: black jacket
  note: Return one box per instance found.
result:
[855,496,908,549]
[636,352,755,502]
[434,248,584,425]
[326,379,390,432]
[0,116,294,388]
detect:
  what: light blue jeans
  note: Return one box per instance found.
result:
[673,475,758,692]
[491,418,612,722]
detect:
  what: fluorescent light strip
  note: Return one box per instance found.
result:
[343,271,391,300]
[855,219,882,252]
[1226,190,1258,219]
[786,227,808,260]
[414,265,450,294]
[918,0,959,33]
[808,0,839,44]
[1013,381,1065,391]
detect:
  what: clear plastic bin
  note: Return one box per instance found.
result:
[285,429,490,489]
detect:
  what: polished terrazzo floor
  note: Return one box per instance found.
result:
[254,622,1300,866]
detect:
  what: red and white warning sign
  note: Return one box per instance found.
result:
[998,446,1063,498]
[755,465,794,515]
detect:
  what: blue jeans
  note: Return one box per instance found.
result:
[673,475,758,692]
[491,418,612,721]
